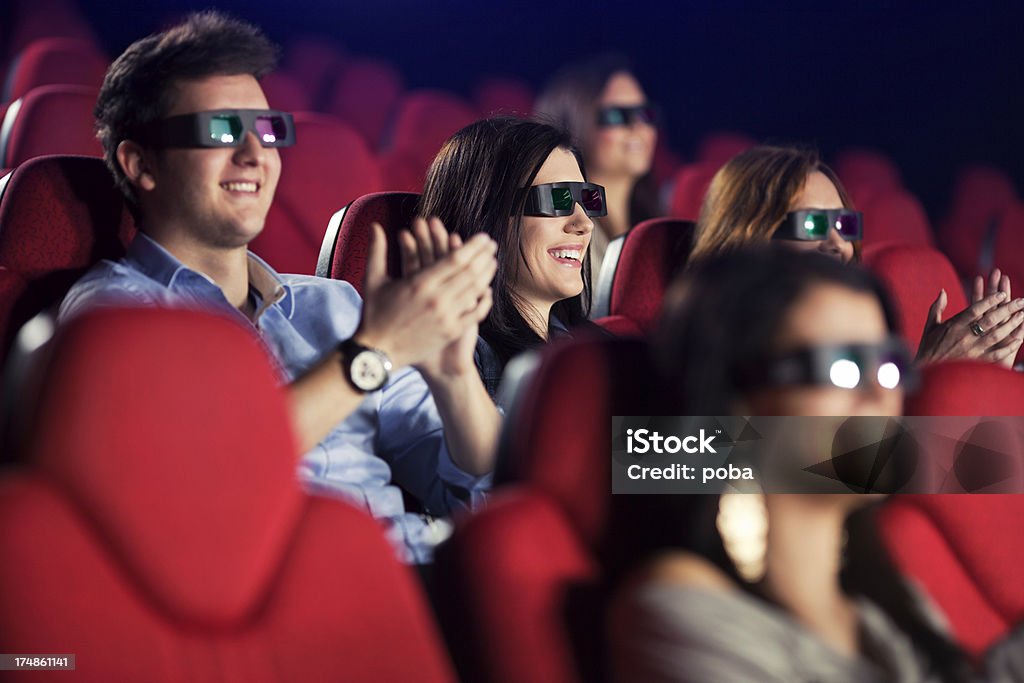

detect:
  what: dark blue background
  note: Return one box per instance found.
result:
[56,0,1024,218]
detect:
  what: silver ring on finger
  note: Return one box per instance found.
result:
[970,321,987,337]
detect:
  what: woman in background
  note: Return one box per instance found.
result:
[689,145,1024,367]
[609,248,1023,682]
[534,55,660,283]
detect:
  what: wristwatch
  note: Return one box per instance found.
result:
[338,338,393,393]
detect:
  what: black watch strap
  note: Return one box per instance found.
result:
[338,338,393,393]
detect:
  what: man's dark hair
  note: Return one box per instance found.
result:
[94,11,279,209]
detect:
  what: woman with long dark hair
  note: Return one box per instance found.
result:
[417,116,602,398]
[609,249,1023,682]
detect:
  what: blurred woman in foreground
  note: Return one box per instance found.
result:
[609,249,1023,682]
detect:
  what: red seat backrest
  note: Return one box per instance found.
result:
[834,147,902,206]
[436,490,601,683]
[861,244,966,353]
[250,113,383,275]
[880,361,1024,658]
[438,335,662,682]
[0,306,456,681]
[259,70,312,112]
[327,58,405,149]
[473,76,534,118]
[497,335,662,545]
[695,131,756,166]
[5,0,99,73]
[668,161,717,221]
[281,36,345,108]
[606,218,695,334]
[860,189,935,249]
[1,84,103,166]
[992,201,1024,298]
[939,165,1018,278]
[315,191,420,292]
[0,156,135,356]
[388,90,477,167]
[3,37,107,102]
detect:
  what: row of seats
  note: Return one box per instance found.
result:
[4,301,1023,681]
[0,155,1019,378]
[2,83,1019,292]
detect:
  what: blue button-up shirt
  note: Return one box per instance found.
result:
[59,232,489,563]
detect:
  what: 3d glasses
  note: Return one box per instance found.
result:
[138,109,296,148]
[596,104,659,127]
[773,209,863,242]
[522,182,608,217]
[736,338,916,392]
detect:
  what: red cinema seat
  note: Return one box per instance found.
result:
[992,201,1024,298]
[880,362,1024,659]
[861,244,966,354]
[250,113,383,275]
[592,218,695,332]
[473,76,534,117]
[281,36,346,108]
[3,37,108,102]
[0,306,456,682]
[0,85,103,166]
[650,137,683,189]
[387,89,477,170]
[860,189,935,249]
[694,131,756,167]
[437,335,662,683]
[260,70,312,112]
[668,161,717,221]
[315,191,420,292]
[834,147,902,207]
[939,165,1018,278]
[328,58,405,149]
[0,155,135,363]
[5,0,99,65]
[380,147,429,192]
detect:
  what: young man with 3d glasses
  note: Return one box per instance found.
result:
[59,11,501,564]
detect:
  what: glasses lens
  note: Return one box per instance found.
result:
[835,212,861,240]
[877,361,901,389]
[802,212,829,239]
[254,115,286,144]
[550,187,574,212]
[208,115,243,144]
[636,106,657,125]
[581,187,604,214]
[600,107,626,126]
[829,357,861,389]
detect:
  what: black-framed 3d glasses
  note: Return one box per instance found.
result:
[736,337,916,392]
[773,209,863,242]
[138,109,296,149]
[596,104,659,128]
[522,182,608,217]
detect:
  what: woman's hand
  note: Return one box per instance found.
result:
[916,286,1024,368]
[398,216,493,380]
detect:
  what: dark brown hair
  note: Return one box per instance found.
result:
[94,11,279,209]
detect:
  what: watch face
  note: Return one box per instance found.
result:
[350,349,388,391]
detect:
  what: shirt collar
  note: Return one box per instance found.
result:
[125,232,292,321]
